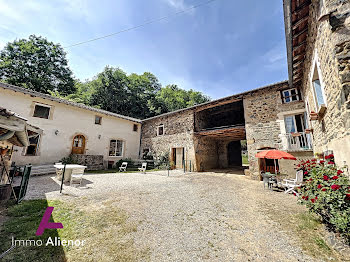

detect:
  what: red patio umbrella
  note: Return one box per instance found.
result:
[255,150,297,160]
[255,149,297,175]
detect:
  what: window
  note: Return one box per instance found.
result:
[281,88,300,103]
[133,124,138,132]
[284,114,306,133]
[95,116,102,125]
[109,140,124,157]
[33,104,50,119]
[26,135,40,156]
[157,125,164,136]
[311,59,327,111]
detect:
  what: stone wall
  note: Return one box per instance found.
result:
[71,154,104,170]
[141,110,197,170]
[300,0,350,167]
[243,81,310,180]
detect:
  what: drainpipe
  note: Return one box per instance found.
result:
[0,130,15,141]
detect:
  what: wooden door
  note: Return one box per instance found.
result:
[72,135,85,154]
[175,148,184,169]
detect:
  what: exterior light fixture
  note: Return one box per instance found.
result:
[55,130,59,135]
[98,135,101,139]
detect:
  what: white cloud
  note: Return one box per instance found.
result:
[261,41,287,70]
[163,0,195,15]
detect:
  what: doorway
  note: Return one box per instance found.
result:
[227,141,242,166]
[72,135,85,154]
[171,147,184,169]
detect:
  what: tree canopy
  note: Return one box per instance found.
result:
[0,35,75,95]
[0,35,210,119]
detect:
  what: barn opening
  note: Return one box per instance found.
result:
[194,99,246,171]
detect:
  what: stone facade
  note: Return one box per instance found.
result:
[300,0,350,168]
[71,154,104,170]
[244,82,313,180]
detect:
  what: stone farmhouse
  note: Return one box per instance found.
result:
[0,0,349,180]
[0,82,141,170]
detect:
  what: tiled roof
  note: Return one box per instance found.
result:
[0,82,142,123]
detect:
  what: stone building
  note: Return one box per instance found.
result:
[283,0,350,168]
[141,80,314,179]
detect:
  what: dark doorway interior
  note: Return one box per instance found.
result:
[227,141,242,166]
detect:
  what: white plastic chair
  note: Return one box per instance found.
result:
[70,167,85,187]
[119,162,128,172]
[281,170,304,196]
[138,163,147,173]
[55,163,64,180]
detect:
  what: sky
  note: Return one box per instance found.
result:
[0,0,288,99]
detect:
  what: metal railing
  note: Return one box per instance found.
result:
[281,132,312,151]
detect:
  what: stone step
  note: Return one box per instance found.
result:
[31,164,56,176]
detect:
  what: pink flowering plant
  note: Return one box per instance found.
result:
[297,155,350,242]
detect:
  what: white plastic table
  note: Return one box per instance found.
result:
[54,164,87,182]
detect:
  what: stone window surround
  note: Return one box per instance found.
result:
[31,102,53,120]
[157,124,164,136]
[309,50,328,112]
[108,139,125,158]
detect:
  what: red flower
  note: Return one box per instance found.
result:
[323,175,329,181]
[311,159,317,162]
[337,170,343,175]
[346,194,350,200]
[320,160,325,164]
[304,171,308,175]
[317,184,322,189]
[328,161,335,165]
[331,185,340,190]
[322,188,327,191]
[306,160,310,164]
[332,176,339,180]
[311,198,316,203]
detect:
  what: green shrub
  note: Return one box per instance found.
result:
[116,158,133,168]
[60,154,78,164]
[297,155,350,243]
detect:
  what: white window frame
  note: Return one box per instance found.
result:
[33,103,51,119]
[310,51,327,112]
[284,114,306,134]
[157,124,164,136]
[282,88,300,103]
[109,139,124,157]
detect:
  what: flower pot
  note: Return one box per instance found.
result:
[0,148,8,156]
[305,129,313,134]
[0,184,12,202]
[310,112,318,121]
[291,132,301,137]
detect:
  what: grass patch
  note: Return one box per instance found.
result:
[242,155,249,165]
[0,199,149,262]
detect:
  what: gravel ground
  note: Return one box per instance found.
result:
[25,169,317,262]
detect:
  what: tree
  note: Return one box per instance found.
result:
[156,85,210,112]
[0,35,75,95]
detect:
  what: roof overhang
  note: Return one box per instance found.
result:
[194,125,246,140]
[283,0,311,89]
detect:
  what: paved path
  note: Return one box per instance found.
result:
[26,170,315,262]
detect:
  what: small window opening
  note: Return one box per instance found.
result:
[157,125,164,136]
[26,135,40,156]
[109,140,124,157]
[95,116,102,125]
[133,124,138,132]
[33,104,50,119]
[281,88,300,103]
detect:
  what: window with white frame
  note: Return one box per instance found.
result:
[33,104,51,119]
[284,114,306,133]
[281,88,300,103]
[109,140,124,157]
[26,135,41,156]
[157,124,164,136]
[311,60,327,111]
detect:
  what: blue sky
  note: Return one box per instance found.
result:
[0,0,288,99]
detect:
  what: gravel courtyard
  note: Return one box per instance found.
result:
[25,170,318,261]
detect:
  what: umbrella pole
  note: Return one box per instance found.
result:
[274,159,277,175]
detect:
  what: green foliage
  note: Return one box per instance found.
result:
[297,157,350,242]
[116,158,134,168]
[0,35,75,95]
[60,154,78,165]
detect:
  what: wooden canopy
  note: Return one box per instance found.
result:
[195,125,246,140]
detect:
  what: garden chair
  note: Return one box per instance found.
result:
[70,167,85,187]
[119,162,128,172]
[281,170,304,196]
[138,162,147,173]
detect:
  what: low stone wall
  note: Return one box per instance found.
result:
[71,154,104,170]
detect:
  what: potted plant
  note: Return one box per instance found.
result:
[0,148,8,156]
[305,128,313,134]
[310,111,318,121]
